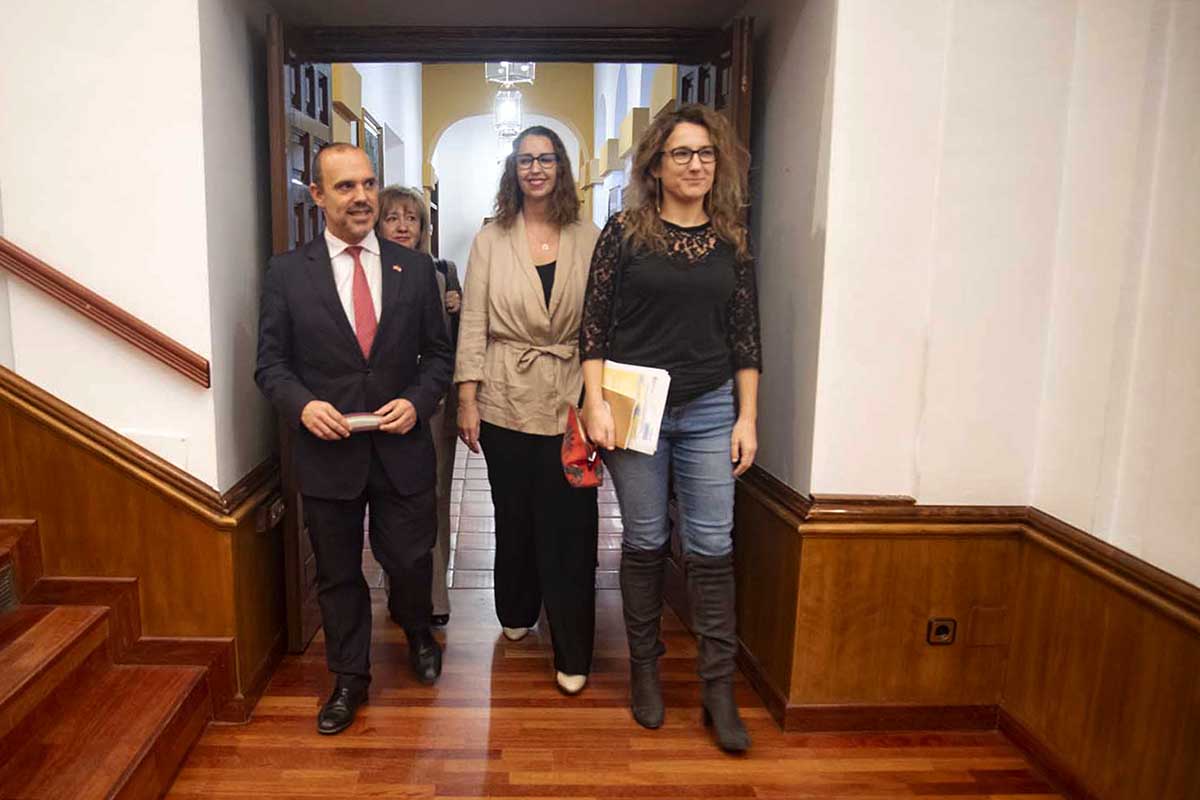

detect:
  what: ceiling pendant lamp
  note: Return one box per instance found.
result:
[484,61,535,86]
[493,88,523,137]
[486,61,534,137]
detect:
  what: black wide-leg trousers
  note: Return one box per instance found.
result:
[479,421,599,675]
[303,444,436,687]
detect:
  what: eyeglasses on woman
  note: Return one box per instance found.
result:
[663,146,717,166]
[515,153,559,170]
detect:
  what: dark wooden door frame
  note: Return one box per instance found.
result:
[267,18,754,651]
[285,26,725,64]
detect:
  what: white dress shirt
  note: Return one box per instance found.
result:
[324,228,382,333]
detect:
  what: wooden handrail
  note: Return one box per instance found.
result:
[0,237,211,388]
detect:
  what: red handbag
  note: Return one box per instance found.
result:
[561,405,603,488]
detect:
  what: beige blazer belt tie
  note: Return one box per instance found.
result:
[514,342,578,372]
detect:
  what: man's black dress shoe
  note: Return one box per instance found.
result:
[317,681,368,735]
[408,629,443,685]
[430,613,450,627]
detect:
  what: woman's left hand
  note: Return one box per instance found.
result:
[445,290,462,314]
[730,417,757,477]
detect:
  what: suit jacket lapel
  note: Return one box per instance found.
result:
[303,237,361,358]
[372,244,406,363]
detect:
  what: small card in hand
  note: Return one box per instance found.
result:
[344,413,383,433]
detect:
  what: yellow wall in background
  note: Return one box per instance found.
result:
[331,63,362,144]
[422,63,594,183]
[650,64,679,117]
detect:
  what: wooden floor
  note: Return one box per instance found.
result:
[167,442,1061,799]
[166,588,1060,799]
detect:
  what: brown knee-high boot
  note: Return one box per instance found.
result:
[619,543,668,728]
[686,552,750,752]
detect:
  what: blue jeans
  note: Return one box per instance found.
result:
[602,380,736,557]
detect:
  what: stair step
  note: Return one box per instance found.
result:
[0,661,210,800]
[0,522,42,605]
[0,605,110,740]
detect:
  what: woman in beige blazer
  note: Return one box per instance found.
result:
[455,126,601,695]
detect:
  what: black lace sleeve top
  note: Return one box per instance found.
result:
[579,212,762,406]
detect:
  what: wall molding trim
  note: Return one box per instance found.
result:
[1024,507,1200,631]
[0,237,210,388]
[738,466,1198,628]
[0,365,278,528]
[790,704,998,733]
[997,708,1098,800]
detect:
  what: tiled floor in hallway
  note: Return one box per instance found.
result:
[363,440,623,593]
[446,440,623,591]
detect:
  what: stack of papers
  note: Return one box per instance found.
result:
[602,360,671,455]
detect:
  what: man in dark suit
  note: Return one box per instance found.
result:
[255,143,453,735]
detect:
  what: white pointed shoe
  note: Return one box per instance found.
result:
[556,671,587,695]
[502,626,529,641]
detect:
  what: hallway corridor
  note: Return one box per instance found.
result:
[440,440,624,592]
[165,445,1063,799]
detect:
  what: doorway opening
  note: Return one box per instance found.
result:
[267,18,754,659]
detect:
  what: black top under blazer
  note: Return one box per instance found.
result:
[255,236,453,500]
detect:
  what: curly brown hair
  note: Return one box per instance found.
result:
[493,126,581,230]
[623,104,750,261]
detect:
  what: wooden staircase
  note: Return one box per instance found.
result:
[0,522,212,799]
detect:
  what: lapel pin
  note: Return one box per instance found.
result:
[392,265,403,272]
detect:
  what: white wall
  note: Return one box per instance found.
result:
[0,275,12,370]
[801,0,1199,583]
[0,0,289,490]
[0,0,220,483]
[431,114,580,278]
[811,0,954,497]
[592,64,621,227]
[1036,0,1200,582]
[357,63,423,189]
[198,0,276,491]
[0,186,13,369]
[740,0,836,493]
[592,63,655,228]
[913,0,1074,504]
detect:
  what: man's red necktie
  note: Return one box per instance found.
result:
[344,245,377,359]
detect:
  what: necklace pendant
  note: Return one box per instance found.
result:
[541,242,550,251]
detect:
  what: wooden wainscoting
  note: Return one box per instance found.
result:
[730,468,806,724]
[1001,513,1200,800]
[731,466,1200,800]
[733,470,1022,731]
[0,366,284,720]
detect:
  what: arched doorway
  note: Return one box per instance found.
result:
[430,113,581,277]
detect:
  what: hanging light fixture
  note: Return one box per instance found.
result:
[493,89,523,137]
[484,62,535,86]
[486,62,534,137]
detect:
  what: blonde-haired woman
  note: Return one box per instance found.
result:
[455,126,601,694]
[377,185,460,628]
[579,105,761,752]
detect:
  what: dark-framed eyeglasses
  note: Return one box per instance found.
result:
[663,146,717,166]
[515,153,559,170]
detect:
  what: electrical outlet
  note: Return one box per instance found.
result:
[927,617,956,645]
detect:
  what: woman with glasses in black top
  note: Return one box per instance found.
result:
[579,105,762,752]
[455,126,602,695]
